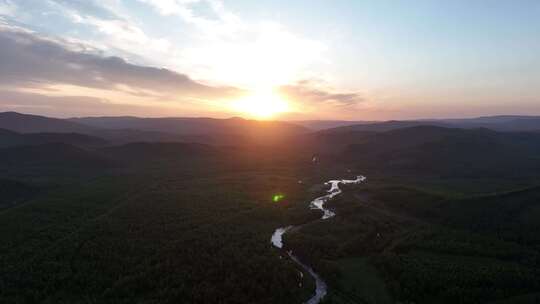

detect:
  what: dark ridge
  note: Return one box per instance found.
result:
[0,112,96,133]
[0,143,117,168]
[0,128,108,148]
[69,116,309,135]
[342,126,540,178]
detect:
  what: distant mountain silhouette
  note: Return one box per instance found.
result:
[91,129,213,145]
[291,120,376,131]
[5,112,540,149]
[0,112,95,133]
[322,116,540,133]
[70,116,309,146]
[70,116,308,136]
[459,117,540,131]
[1,112,309,145]
[440,115,540,124]
[0,128,108,148]
[322,120,453,133]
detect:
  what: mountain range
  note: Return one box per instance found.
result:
[2,111,540,304]
[1,111,539,179]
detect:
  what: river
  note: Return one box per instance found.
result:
[271,175,366,304]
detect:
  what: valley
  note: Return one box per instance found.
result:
[1,112,540,303]
[2,3,539,303]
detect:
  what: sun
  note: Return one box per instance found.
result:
[230,88,290,119]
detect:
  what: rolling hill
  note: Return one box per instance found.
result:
[70,116,308,137]
[0,143,117,169]
[322,116,540,133]
[0,112,95,133]
[322,120,452,133]
[341,126,540,178]
[1,112,310,145]
[0,128,108,148]
[100,142,217,163]
[291,120,376,131]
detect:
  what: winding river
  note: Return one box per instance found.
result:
[271,175,366,304]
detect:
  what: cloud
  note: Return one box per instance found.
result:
[49,0,120,20]
[0,2,336,118]
[0,90,171,117]
[138,0,205,18]
[280,81,365,108]
[4,0,327,90]
[0,26,242,99]
[70,14,173,55]
[44,0,179,66]
[137,1,326,87]
[0,0,16,17]
[137,0,241,35]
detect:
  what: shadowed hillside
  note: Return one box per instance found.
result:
[342,126,540,178]
[70,116,308,137]
[0,128,108,148]
[100,142,218,163]
[0,112,310,145]
[321,116,540,133]
[0,179,39,209]
[0,143,118,176]
[0,112,95,133]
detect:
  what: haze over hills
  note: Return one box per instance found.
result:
[67,114,540,133]
[0,112,310,145]
[2,111,540,161]
[0,112,96,134]
[290,120,376,131]
[2,111,540,138]
[322,116,540,133]
[69,115,308,136]
[439,115,540,124]
[5,111,540,176]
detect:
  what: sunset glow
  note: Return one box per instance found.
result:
[2,2,540,303]
[0,1,539,119]
[231,89,290,119]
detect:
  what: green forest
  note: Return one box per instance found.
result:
[2,116,540,303]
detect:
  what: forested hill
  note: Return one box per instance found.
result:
[340,126,540,178]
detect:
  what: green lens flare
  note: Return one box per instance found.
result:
[272,194,285,202]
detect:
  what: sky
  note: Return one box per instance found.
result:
[0,0,539,120]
